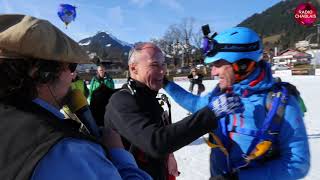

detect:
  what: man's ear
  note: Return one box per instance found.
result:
[129,63,138,75]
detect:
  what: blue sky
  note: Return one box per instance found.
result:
[0,0,281,44]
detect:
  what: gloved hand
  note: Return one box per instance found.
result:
[208,93,244,119]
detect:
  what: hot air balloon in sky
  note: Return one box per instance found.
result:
[57,4,76,28]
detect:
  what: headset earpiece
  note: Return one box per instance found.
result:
[38,71,56,83]
[31,60,62,84]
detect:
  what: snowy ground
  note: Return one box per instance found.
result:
[116,76,320,180]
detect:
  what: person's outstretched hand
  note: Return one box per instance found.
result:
[208,93,244,119]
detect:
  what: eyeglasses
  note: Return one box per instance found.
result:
[68,63,78,73]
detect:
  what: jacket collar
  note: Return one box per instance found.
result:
[126,78,158,97]
[32,98,65,120]
[95,75,105,81]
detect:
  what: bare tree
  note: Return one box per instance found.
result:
[152,24,183,67]
[151,17,204,68]
[192,29,203,49]
[192,29,204,64]
[178,18,195,66]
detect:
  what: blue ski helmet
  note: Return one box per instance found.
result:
[204,27,263,64]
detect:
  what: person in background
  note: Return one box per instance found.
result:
[105,42,244,180]
[188,67,205,95]
[88,64,115,103]
[90,80,118,127]
[71,74,89,98]
[163,27,310,180]
[0,14,151,180]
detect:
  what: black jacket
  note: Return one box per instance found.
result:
[90,84,118,126]
[105,79,217,180]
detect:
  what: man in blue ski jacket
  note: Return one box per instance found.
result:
[163,27,310,180]
[0,14,150,180]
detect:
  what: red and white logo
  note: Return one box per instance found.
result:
[294,2,317,26]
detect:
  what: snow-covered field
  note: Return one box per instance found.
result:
[116,76,320,180]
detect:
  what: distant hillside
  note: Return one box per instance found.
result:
[79,31,131,64]
[238,0,320,51]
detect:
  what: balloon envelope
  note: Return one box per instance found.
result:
[57,4,76,26]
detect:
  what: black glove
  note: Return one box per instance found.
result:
[209,172,238,180]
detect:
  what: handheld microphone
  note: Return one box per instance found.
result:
[67,89,101,138]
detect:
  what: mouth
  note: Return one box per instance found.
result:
[219,77,227,84]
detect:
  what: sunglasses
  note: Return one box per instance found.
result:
[68,63,78,73]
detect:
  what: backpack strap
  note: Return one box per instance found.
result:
[244,83,288,163]
[205,83,290,172]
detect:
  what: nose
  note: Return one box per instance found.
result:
[160,64,167,75]
[160,68,166,76]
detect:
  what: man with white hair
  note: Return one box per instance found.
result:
[105,42,244,180]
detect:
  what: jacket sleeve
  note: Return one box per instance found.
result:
[164,81,210,113]
[104,76,115,89]
[105,90,217,158]
[238,96,310,180]
[31,138,151,180]
[110,78,115,89]
[88,78,96,102]
[83,80,89,98]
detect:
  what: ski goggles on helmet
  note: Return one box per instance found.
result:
[202,26,263,64]
[202,37,260,58]
[206,41,260,56]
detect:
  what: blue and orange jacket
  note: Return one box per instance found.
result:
[164,62,310,180]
